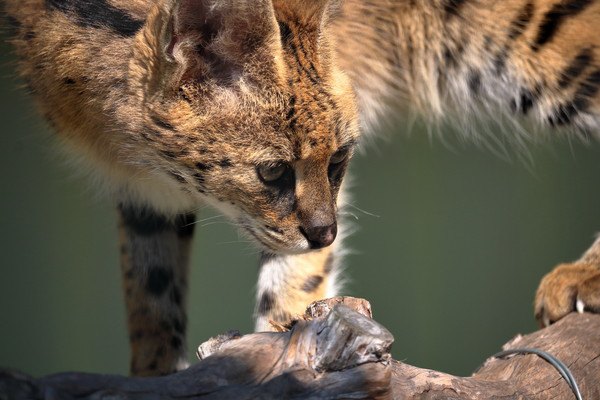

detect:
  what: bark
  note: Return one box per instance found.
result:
[1,297,599,400]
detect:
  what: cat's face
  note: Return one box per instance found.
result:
[135,0,359,254]
[144,75,358,254]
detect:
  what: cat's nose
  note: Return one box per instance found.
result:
[300,223,337,249]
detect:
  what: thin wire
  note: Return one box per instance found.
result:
[492,348,583,400]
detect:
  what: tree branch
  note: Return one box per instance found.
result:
[1,297,599,399]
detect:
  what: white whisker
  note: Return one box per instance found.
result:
[216,240,255,246]
[199,221,237,228]
[192,214,225,224]
[338,211,359,220]
[340,201,380,218]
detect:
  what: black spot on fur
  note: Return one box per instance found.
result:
[195,162,213,171]
[582,69,600,95]
[146,267,172,297]
[493,2,534,75]
[120,204,195,239]
[46,0,143,37]
[258,291,275,315]
[151,115,175,131]
[511,84,542,115]
[63,77,76,85]
[25,30,36,40]
[5,15,22,37]
[532,0,594,51]
[442,46,455,67]
[549,68,600,125]
[170,335,182,349]
[508,1,534,40]
[443,37,467,71]
[443,0,467,18]
[161,150,178,159]
[518,91,535,114]
[301,275,324,292]
[558,48,593,89]
[219,158,232,168]
[119,204,172,236]
[549,102,578,125]
[6,15,21,29]
[468,70,481,94]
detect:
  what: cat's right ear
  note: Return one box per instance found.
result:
[152,0,282,88]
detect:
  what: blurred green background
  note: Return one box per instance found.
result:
[2,37,600,378]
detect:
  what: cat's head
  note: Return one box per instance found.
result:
[131,0,359,254]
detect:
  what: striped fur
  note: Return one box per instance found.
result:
[333,0,600,136]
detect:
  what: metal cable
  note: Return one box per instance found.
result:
[492,348,583,400]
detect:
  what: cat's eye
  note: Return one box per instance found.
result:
[257,162,289,183]
[330,148,349,165]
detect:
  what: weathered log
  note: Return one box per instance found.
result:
[1,297,599,399]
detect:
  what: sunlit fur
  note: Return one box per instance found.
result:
[5,0,360,254]
[333,0,600,141]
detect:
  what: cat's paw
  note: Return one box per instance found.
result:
[534,262,600,327]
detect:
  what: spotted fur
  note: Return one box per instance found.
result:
[4,0,600,376]
[333,0,600,136]
[118,205,193,376]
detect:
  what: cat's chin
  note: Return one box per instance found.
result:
[258,244,313,256]
[237,222,312,255]
[256,241,314,257]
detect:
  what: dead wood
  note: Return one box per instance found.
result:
[1,296,599,399]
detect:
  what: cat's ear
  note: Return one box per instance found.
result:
[158,0,282,86]
[272,0,342,65]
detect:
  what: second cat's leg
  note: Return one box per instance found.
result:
[254,228,344,331]
[118,204,195,376]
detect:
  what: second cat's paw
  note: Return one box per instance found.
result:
[534,262,600,327]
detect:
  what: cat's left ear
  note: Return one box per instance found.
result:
[139,0,284,92]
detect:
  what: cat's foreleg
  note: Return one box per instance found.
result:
[117,204,195,376]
